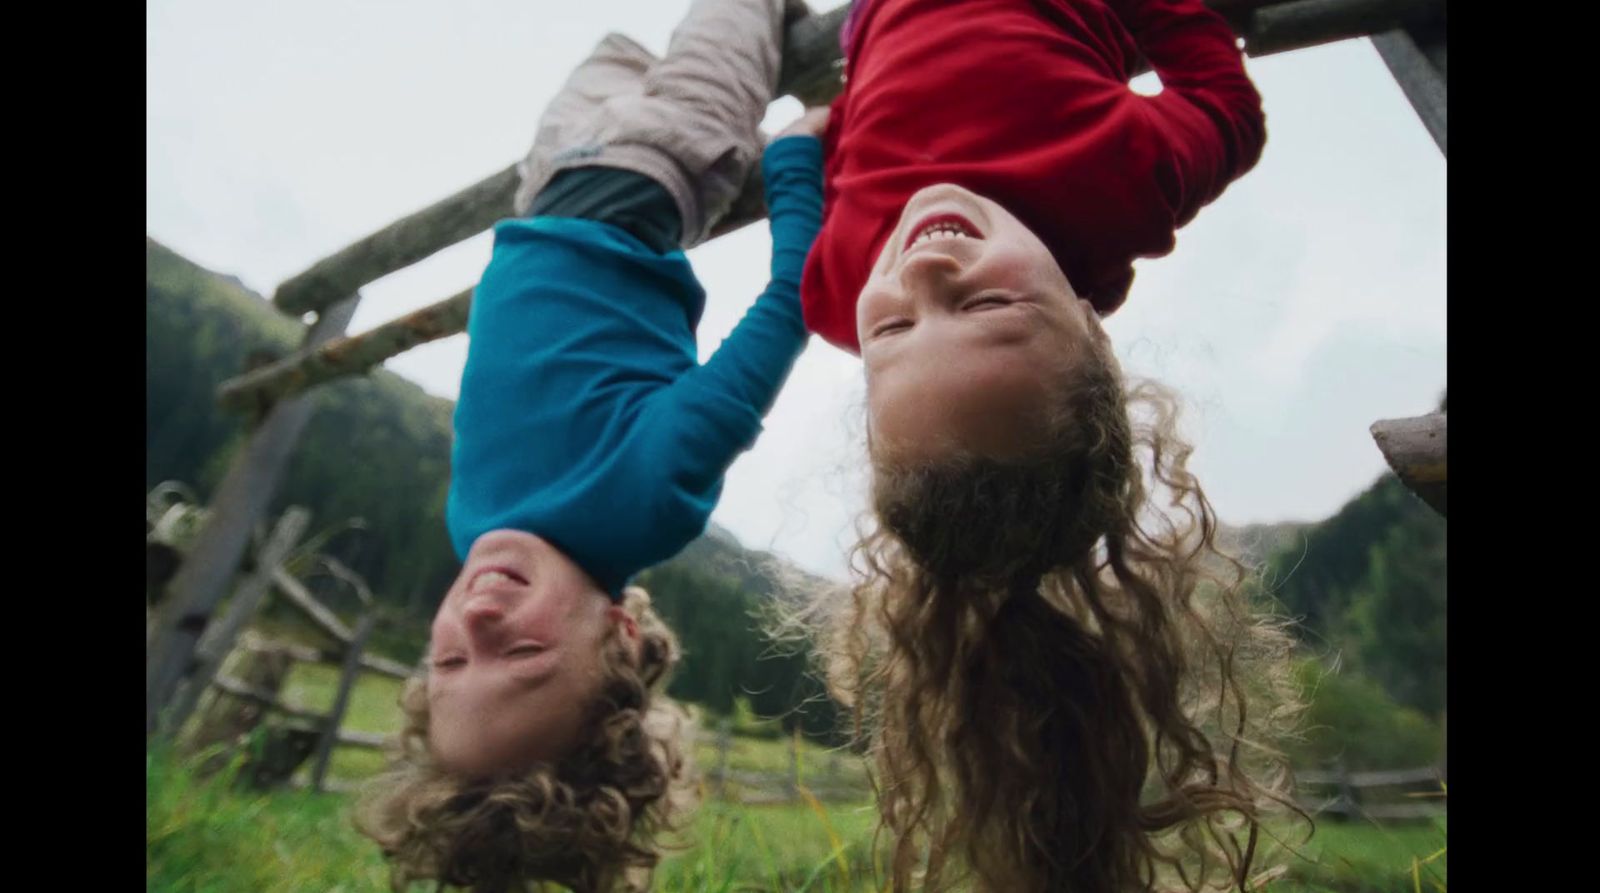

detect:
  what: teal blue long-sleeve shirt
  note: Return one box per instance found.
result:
[447,136,824,596]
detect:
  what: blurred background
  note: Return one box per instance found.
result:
[147,0,1446,889]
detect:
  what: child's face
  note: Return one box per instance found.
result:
[426,529,638,778]
[857,184,1105,464]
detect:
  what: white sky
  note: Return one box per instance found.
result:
[147,0,1446,581]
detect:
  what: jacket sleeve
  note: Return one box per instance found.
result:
[1106,0,1267,226]
[645,135,825,492]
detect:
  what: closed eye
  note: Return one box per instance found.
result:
[962,293,1014,312]
[505,644,547,659]
[871,318,913,339]
[432,656,466,670]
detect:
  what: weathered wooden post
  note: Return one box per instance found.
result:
[147,295,361,736]
[1335,760,1359,820]
[1371,22,1446,156]
[1370,412,1446,516]
[1438,710,1446,786]
[188,638,296,769]
[310,611,378,793]
[714,718,732,799]
[787,726,802,801]
[163,507,313,737]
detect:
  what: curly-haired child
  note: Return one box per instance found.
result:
[795,1,1307,891]
[354,1,826,890]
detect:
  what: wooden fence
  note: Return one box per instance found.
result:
[700,720,867,806]
[1292,763,1445,822]
[155,503,415,793]
[693,719,1445,824]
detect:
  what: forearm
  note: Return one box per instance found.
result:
[1107,0,1266,215]
[689,135,824,415]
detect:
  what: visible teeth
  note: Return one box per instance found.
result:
[912,224,970,246]
[477,570,515,587]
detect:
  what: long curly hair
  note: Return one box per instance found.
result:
[817,338,1306,893]
[354,587,696,893]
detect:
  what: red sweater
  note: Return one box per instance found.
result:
[802,0,1266,354]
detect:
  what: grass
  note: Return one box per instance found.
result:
[1268,814,1447,893]
[147,743,881,893]
[148,740,1445,893]
[159,635,1443,891]
[276,661,406,782]
[148,744,394,893]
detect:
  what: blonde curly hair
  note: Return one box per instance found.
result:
[815,337,1306,893]
[354,587,697,893]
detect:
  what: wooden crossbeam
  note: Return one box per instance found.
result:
[238,630,415,681]
[210,676,389,750]
[219,288,472,410]
[1295,765,1441,787]
[1244,0,1444,57]
[273,567,354,642]
[1370,412,1445,516]
[269,4,854,320]
[1371,22,1446,156]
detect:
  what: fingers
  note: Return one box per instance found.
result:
[773,105,831,141]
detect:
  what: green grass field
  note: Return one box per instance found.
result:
[154,656,1444,892]
[148,740,1444,893]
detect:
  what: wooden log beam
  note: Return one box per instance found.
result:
[1243,0,1444,57]
[212,674,328,725]
[1205,0,1302,12]
[219,288,472,410]
[1370,412,1445,516]
[238,632,414,681]
[210,678,389,750]
[270,4,854,319]
[272,567,355,643]
[273,166,520,318]
[1371,24,1446,156]
[1294,765,1441,787]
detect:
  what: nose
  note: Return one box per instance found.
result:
[898,251,964,310]
[462,595,506,634]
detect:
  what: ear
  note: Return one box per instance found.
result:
[607,604,640,644]
[1077,298,1110,347]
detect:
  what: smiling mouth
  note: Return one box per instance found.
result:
[903,213,983,253]
[468,565,530,591]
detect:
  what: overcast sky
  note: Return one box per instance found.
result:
[147,0,1446,581]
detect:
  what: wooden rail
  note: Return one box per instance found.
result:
[1294,762,1445,822]
[210,674,385,750]
[1371,411,1446,516]
[238,633,413,682]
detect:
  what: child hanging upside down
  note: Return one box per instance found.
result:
[796,1,1306,891]
[355,2,824,891]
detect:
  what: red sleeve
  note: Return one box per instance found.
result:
[1105,0,1266,226]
